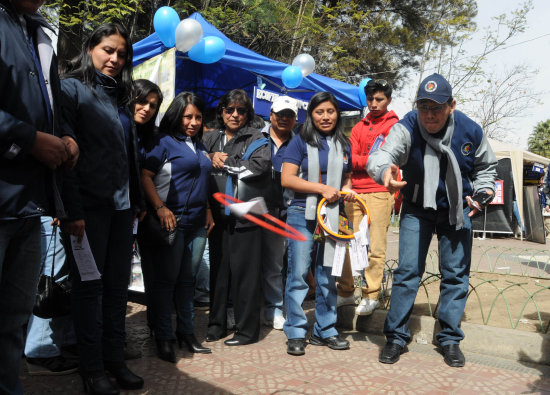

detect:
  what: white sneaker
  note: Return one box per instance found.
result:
[355,298,379,316]
[227,307,236,330]
[272,315,285,330]
[337,295,356,307]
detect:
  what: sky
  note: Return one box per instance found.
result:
[391,0,550,149]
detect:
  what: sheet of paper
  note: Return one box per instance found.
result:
[349,239,361,273]
[331,241,347,276]
[359,215,370,246]
[70,232,101,281]
[228,197,268,217]
[358,242,369,270]
[350,239,369,275]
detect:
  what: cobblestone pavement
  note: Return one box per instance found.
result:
[20,300,550,394]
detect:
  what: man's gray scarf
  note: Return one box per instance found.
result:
[305,136,343,267]
[418,113,464,229]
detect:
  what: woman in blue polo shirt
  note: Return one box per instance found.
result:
[281,91,355,356]
[141,92,214,363]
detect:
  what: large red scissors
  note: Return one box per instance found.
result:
[212,193,307,241]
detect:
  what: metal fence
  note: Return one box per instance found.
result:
[377,245,550,333]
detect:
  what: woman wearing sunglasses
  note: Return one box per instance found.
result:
[281,91,355,356]
[202,89,271,346]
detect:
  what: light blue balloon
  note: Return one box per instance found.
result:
[282,66,303,89]
[188,36,226,64]
[358,78,371,106]
[153,6,180,48]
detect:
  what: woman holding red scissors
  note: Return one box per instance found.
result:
[281,91,356,356]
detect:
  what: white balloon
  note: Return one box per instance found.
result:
[292,53,315,77]
[175,19,204,53]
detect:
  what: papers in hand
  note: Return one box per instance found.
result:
[70,232,101,281]
[228,197,268,218]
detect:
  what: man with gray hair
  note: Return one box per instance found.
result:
[367,73,497,367]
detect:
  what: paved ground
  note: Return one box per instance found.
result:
[19,232,550,394]
[20,301,550,394]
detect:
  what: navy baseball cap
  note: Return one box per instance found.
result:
[416,73,452,104]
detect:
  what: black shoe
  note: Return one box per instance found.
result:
[379,342,404,364]
[104,361,144,390]
[205,330,227,342]
[223,336,255,346]
[442,344,465,367]
[205,333,220,342]
[286,339,306,356]
[309,334,350,350]
[81,371,119,395]
[177,333,211,354]
[26,355,79,376]
[155,339,176,363]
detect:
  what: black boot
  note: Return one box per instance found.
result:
[81,370,119,395]
[104,361,144,390]
[155,339,177,363]
[176,333,211,354]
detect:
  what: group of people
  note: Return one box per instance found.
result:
[1,1,499,394]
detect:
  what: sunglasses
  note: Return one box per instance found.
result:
[224,106,247,115]
[417,103,447,113]
[366,79,389,88]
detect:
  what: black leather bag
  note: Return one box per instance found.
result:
[33,225,71,319]
[141,211,180,246]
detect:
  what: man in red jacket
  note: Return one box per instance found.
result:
[337,79,399,315]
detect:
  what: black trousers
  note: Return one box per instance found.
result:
[69,208,133,372]
[208,223,262,342]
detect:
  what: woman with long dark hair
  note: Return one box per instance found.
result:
[202,89,271,346]
[281,91,356,356]
[132,79,163,150]
[61,23,145,394]
[141,92,214,363]
[131,79,163,335]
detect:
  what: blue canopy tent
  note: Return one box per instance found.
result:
[133,12,362,112]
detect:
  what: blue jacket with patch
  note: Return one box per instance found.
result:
[367,110,497,210]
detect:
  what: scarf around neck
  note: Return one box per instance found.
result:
[306,135,343,267]
[417,113,464,229]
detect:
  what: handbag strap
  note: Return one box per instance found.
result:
[40,222,57,278]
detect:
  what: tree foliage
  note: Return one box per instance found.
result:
[528,120,550,159]
[45,0,477,89]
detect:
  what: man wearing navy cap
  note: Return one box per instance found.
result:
[367,73,497,367]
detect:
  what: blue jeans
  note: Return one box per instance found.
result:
[0,217,41,394]
[150,226,206,340]
[25,217,76,358]
[69,208,134,372]
[261,227,285,321]
[283,206,338,340]
[194,239,210,304]
[384,203,473,347]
